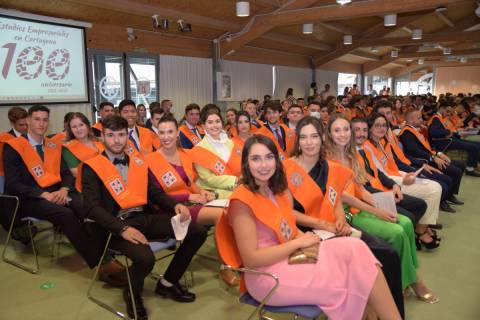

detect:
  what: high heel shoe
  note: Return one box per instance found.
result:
[415,232,440,251]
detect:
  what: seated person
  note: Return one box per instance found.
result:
[324,114,439,303]
[216,134,401,320]
[244,101,264,132]
[399,110,465,206]
[62,112,104,189]
[257,102,296,159]
[365,113,442,248]
[285,117,405,317]
[192,104,242,199]
[231,111,254,149]
[147,106,164,136]
[179,103,204,149]
[224,108,238,138]
[427,101,480,176]
[3,105,106,274]
[82,115,207,320]
[92,101,115,137]
[284,104,303,130]
[119,99,160,155]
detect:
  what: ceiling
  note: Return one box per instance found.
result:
[2,0,480,76]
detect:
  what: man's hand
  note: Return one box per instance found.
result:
[402,173,416,185]
[40,192,55,202]
[175,204,191,222]
[392,185,403,203]
[50,188,69,205]
[434,156,447,170]
[424,164,442,174]
[121,227,148,244]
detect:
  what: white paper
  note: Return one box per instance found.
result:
[205,199,230,208]
[313,227,362,239]
[171,215,191,241]
[372,192,397,217]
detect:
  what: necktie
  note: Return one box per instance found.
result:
[192,127,201,139]
[35,144,44,161]
[113,157,128,166]
[129,130,140,150]
[275,128,285,151]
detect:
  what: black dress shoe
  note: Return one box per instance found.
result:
[428,223,443,230]
[465,170,480,177]
[123,289,148,320]
[155,281,196,303]
[440,201,456,213]
[447,195,464,205]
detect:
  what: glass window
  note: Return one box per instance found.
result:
[91,53,125,110]
[127,55,158,108]
[337,73,358,95]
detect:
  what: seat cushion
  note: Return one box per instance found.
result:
[240,293,323,318]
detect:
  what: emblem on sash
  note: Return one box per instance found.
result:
[290,172,303,186]
[328,186,337,205]
[191,136,200,144]
[32,165,44,177]
[279,154,285,161]
[47,141,57,149]
[162,171,177,187]
[280,218,293,241]
[133,157,143,165]
[214,160,225,174]
[236,148,242,156]
[126,144,134,155]
[109,178,125,195]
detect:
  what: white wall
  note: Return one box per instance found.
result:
[316,69,338,96]
[222,60,273,102]
[0,103,92,134]
[159,55,213,119]
[274,66,311,100]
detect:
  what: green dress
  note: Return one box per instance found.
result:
[350,209,418,289]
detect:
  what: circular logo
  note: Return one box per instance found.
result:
[290,172,303,186]
[99,76,120,99]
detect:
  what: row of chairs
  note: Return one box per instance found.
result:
[0,194,324,320]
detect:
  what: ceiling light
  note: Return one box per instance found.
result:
[126,27,136,41]
[418,58,424,65]
[412,28,423,40]
[343,35,353,45]
[236,1,250,17]
[460,57,467,63]
[152,15,169,29]
[391,50,399,58]
[336,0,352,4]
[371,47,379,53]
[443,47,452,55]
[303,23,313,34]
[436,6,447,12]
[476,3,480,18]
[384,14,397,27]
[177,19,192,32]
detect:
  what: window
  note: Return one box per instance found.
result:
[337,73,358,95]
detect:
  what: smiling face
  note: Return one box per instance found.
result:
[185,108,200,126]
[120,104,138,128]
[226,110,237,125]
[266,108,280,125]
[352,121,368,146]
[298,123,321,158]
[370,116,388,141]
[69,116,89,140]
[157,121,178,149]
[237,114,251,135]
[287,107,303,124]
[247,142,276,186]
[203,113,223,139]
[330,118,351,147]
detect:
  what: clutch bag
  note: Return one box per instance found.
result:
[288,243,318,265]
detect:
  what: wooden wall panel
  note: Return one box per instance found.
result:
[434,66,480,94]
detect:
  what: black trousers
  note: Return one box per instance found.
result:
[396,194,427,225]
[17,193,103,268]
[110,213,207,295]
[428,159,465,195]
[0,195,18,232]
[432,138,480,167]
[360,230,405,319]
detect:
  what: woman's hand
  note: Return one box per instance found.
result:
[402,172,416,185]
[375,208,397,223]
[294,232,321,249]
[188,193,207,204]
[200,189,216,202]
[335,220,352,236]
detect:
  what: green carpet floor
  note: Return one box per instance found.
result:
[0,176,479,319]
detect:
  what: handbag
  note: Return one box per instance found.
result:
[288,243,319,265]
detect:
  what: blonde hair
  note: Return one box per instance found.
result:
[324,114,369,185]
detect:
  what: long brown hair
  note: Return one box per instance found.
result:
[324,114,369,184]
[65,112,96,142]
[241,135,287,194]
[291,116,325,162]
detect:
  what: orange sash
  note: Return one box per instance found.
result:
[384,129,412,166]
[356,148,388,191]
[0,132,15,176]
[231,135,246,150]
[427,114,456,133]
[6,136,62,188]
[84,154,148,209]
[92,122,103,131]
[256,124,295,160]
[135,126,161,154]
[399,125,435,155]
[179,124,204,146]
[215,185,298,293]
[146,149,196,195]
[191,142,242,177]
[63,139,105,192]
[364,140,400,177]
[51,132,66,145]
[284,158,352,223]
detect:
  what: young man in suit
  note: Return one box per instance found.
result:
[3,105,104,270]
[82,115,206,320]
[92,101,115,137]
